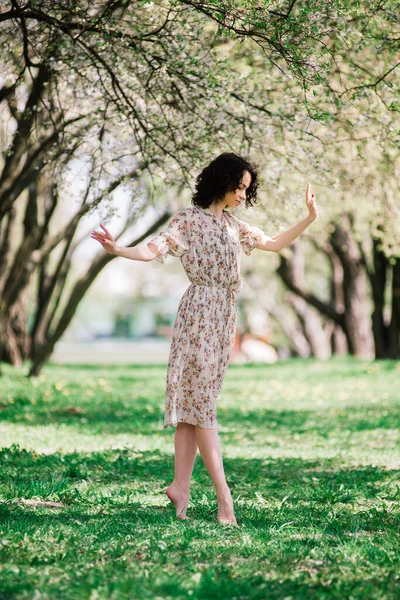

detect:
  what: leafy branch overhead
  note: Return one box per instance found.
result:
[3,2,399,85]
[1,0,399,211]
[0,2,398,216]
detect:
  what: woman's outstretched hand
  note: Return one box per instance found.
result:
[306,183,318,221]
[90,224,117,254]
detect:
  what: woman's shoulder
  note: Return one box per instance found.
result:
[168,207,194,221]
[168,207,199,229]
[174,206,198,217]
[175,206,205,221]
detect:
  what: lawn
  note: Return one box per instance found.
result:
[0,357,399,599]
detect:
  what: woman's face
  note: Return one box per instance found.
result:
[218,170,252,209]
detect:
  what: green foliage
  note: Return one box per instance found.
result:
[1,0,399,236]
[0,359,399,599]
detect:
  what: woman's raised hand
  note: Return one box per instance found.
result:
[306,183,318,221]
[90,224,117,254]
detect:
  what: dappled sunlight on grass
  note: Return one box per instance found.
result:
[0,357,399,599]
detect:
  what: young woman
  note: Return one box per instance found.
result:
[91,152,318,526]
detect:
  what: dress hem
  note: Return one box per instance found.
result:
[164,420,218,430]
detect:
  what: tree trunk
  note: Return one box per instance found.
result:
[370,236,391,358]
[389,258,400,358]
[0,178,41,364]
[323,242,347,356]
[0,299,28,365]
[276,240,341,358]
[266,298,311,358]
[29,211,171,376]
[286,292,332,359]
[0,63,51,222]
[330,212,375,358]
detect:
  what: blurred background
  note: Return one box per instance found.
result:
[0,1,399,375]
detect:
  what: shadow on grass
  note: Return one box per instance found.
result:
[1,400,400,438]
[191,570,399,600]
[1,445,399,525]
[0,562,397,600]
[1,445,399,599]
[223,405,400,433]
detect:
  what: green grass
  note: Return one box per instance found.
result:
[0,357,399,599]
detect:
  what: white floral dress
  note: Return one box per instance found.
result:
[147,205,269,429]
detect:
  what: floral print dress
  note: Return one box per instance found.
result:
[147,205,269,429]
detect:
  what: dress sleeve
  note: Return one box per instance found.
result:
[146,211,189,263]
[235,217,271,256]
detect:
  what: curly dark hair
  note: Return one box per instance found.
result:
[191,152,260,209]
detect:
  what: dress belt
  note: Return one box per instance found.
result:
[190,282,237,293]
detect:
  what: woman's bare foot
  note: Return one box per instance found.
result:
[165,484,190,520]
[217,487,238,526]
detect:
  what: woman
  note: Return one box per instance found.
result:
[91,152,318,526]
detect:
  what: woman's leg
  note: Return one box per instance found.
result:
[166,422,198,519]
[195,427,237,525]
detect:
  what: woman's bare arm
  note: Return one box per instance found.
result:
[91,224,158,262]
[256,183,318,253]
[257,215,314,253]
[114,244,158,261]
